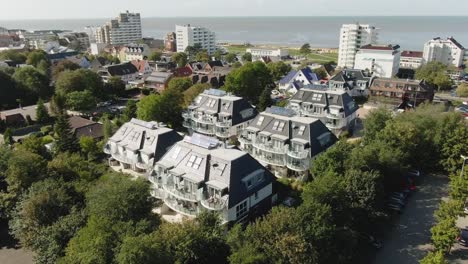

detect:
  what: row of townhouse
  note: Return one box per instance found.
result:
[104,119,276,224]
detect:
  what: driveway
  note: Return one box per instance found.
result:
[0,220,33,264]
[372,174,449,264]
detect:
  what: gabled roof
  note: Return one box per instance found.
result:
[131,60,150,74]
[173,66,193,77]
[448,37,465,50]
[360,44,400,51]
[68,116,103,139]
[145,71,173,83]
[279,68,319,85]
[207,60,223,68]
[330,69,371,84]
[400,51,423,58]
[106,62,138,76]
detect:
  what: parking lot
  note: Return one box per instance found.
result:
[372,174,449,264]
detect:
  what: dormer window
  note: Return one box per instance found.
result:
[256,116,265,126]
[298,125,306,135]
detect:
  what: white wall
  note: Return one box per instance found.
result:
[354,50,400,78]
[227,183,272,222]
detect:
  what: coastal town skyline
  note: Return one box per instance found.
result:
[2,0,468,20]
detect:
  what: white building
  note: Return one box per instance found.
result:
[354,44,401,78]
[183,89,257,140]
[95,11,142,45]
[176,24,216,55]
[246,48,289,59]
[238,107,337,179]
[338,23,378,68]
[20,31,57,49]
[423,37,465,67]
[399,51,424,69]
[104,119,183,176]
[149,133,275,224]
[278,68,321,95]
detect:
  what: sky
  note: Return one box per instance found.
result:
[1,0,468,20]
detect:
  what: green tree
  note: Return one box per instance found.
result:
[148,51,162,61]
[104,76,126,98]
[185,44,203,58]
[79,136,99,160]
[0,71,20,109]
[12,66,51,99]
[116,233,170,264]
[3,127,13,145]
[102,114,114,141]
[54,114,79,153]
[55,69,104,99]
[310,140,355,177]
[241,52,252,62]
[37,60,50,76]
[195,50,210,62]
[36,98,50,124]
[300,43,312,55]
[257,87,272,112]
[267,61,292,81]
[225,53,237,63]
[415,61,452,91]
[213,50,223,61]
[313,68,328,79]
[223,61,274,104]
[136,89,184,128]
[430,217,458,253]
[232,61,242,68]
[456,82,468,97]
[47,152,105,184]
[17,135,48,157]
[439,125,468,174]
[66,90,97,111]
[168,77,193,93]
[363,108,393,143]
[26,50,48,67]
[0,50,27,64]
[122,100,138,122]
[420,251,448,264]
[52,60,80,79]
[183,83,210,107]
[172,52,188,67]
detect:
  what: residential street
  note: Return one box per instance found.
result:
[372,174,449,264]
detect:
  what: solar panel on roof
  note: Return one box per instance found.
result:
[187,133,220,149]
[204,89,226,97]
[266,106,296,117]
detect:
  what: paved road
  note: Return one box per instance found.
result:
[372,174,449,264]
[0,220,33,264]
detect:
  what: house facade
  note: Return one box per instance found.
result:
[354,44,401,78]
[369,78,435,106]
[175,24,216,55]
[144,71,173,92]
[183,89,257,140]
[239,106,337,179]
[287,87,359,135]
[149,133,275,224]
[328,69,372,97]
[131,60,153,76]
[99,62,139,83]
[423,37,465,67]
[278,68,320,94]
[104,118,183,176]
[399,51,424,69]
[246,48,289,60]
[338,23,378,68]
[119,44,150,62]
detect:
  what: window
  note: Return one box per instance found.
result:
[272,121,279,130]
[273,121,285,131]
[311,93,323,101]
[223,102,231,110]
[254,192,259,200]
[256,116,265,126]
[186,155,196,167]
[236,200,248,218]
[298,125,306,135]
[172,146,181,159]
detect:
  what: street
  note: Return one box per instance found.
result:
[372,174,449,264]
[0,220,33,264]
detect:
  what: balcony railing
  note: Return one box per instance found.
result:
[286,156,310,172]
[162,184,199,202]
[215,129,230,138]
[192,125,216,135]
[326,112,345,119]
[201,193,229,211]
[253,142,288,155]
[164,197,198,217]
[112,153,137,165]
[238,135,253,145]
[325,122,344,129]
[150,188,165,199]
[254,153,286,167]
[287,149,309,159]
[216,120,232,128]
[192,115,217,125]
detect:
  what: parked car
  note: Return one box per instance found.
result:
[457,228,468,247]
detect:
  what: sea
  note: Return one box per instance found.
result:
[1,16,467,50]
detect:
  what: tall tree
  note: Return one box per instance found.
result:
[267,61,292,81]
[225,53,237,63]
[52,60,80,79]
[54,114,79,153]
[104,76,126,98]
[167,77,193,92]
[148,51,162,61]
[300,43,312,55]
[122,100,138,122]
[213,50,223,61]
[0,50,27,64]
[12,66,51,100]
[415,61,452,91]
[65,90,97,112]
[241,52,252,62]
[183,83,210,107]
[172,52,188,67]
[136,89,184,128]
[55,69,104,99]
[257,86,273,112]
[195,50,210,62]
[36,98,50,124]
[26,50,49,67]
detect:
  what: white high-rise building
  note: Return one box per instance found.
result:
[338,23,378,68]
[354,44,401,78]
[95,11,142,45]
[176,24,216,55]
[423,37,465,67]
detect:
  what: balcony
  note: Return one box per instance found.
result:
[192,124,216,136]
[112,153,136,165]
[192,114,217,125]
[286,152,310,172]
[254,152,286,167]
[150,188,165,199]
[325,122,344,130]
[162,183,199,202]
[201,193,229,211]
[326,112,345,119]
[215,129,230,138]
[183,119,192,129]
[216,120,232,128]
[287,149,309,159]
[164,196,198,217]
[253,142,288,155]
[103,145,111,154]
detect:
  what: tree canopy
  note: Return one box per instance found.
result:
[267,61,292,81]
[300,43,312,55]
[415,61,453,91]
[136,89,184,128]
[172,52,188,67]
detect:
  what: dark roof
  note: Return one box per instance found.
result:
[290,88,359,117]
[448,37,465,50]
[360,44,400,51]
[68,116,103,139]
[46,51,79,61]
[330,69,371,89]
[401,51,423,58]
[106,62,138,76]
[207,60,223,68]
[279,67,319,85]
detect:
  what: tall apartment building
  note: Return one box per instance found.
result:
[338,23,378,68]
[423,37,465,67]
[95,11,142,45]
[183,89,257,140]
[354,44,401,78]
[149,133,275,223]
[176,24,216,55]
[238,107,337,179]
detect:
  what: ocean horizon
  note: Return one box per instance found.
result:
[1,16,467,50]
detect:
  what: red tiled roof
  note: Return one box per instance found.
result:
[173,66,193,77]
[401,51,423,58]
[131,60,148,73]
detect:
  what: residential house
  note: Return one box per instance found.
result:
[65,56,92,69]
[328,69,372,97]
[287,87,359,135]
[183,89,257,140]
[131,60,153,77]
[58,32,90,50]
[423,37,465,67]
[149,133,275,224]
[104,118,183,176]
[0,103,53,126]
[238,106,337,179]
[369,78,435,106]
[144,71,173,92]
[278,68,320,95]
[68,116,103,140]
[246,48,289,60]
[119,44,150,62]
[99,62,139,83]
[173,66,193,77]
[400,51,424,69]
[354,44,401,78]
